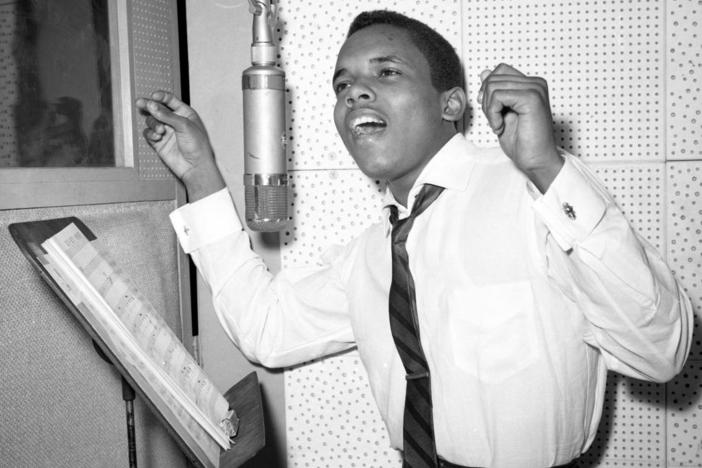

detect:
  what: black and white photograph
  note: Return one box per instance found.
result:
[0,1,700,467]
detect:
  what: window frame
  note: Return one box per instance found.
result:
[0,0,180,209]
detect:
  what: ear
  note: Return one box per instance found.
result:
[440,86,467,122]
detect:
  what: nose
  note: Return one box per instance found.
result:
[345,80,375,107]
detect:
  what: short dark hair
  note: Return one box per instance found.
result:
[346,10,464,92]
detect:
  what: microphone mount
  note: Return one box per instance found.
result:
[248,0,277,66]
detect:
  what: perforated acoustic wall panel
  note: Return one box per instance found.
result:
[0,2,17,167]
[668,162,702,362]
[667,361,702,467]
[667,0,702,160]
[581,375,667,467]
[131,0,179,180]
[591,163,666,251]
[463,0,665,160]
[664,3,702,468]
[281,171,385,265]
[276,1,702,467]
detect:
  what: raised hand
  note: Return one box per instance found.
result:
[136,91,225,200]
[478,64,563,192]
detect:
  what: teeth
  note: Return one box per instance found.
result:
[351,115,386,129]
[350,115,386,136]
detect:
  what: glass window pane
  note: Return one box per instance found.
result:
[0,0,114,167]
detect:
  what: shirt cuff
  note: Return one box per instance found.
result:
[169,188,243,253]
[530,153,607,251]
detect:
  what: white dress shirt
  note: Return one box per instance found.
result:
[170,134,692,468]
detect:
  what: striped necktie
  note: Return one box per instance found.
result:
[388,183,444,468]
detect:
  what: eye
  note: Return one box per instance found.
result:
[379,68,401,78]
[333,81,350,95]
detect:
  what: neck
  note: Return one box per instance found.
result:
[388,130,458,207]
[388,181,413,208]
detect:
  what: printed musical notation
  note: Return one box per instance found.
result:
[40,223,234,459]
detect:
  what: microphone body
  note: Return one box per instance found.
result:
[242,0,288,232]
[242,64,287,231]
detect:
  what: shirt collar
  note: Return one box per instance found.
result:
[381,133,479,235]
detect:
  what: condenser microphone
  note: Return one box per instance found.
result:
[242,0,288,231]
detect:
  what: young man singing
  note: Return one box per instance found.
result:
[137,10,692,468]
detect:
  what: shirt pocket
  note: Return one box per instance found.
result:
[447,281,539,384]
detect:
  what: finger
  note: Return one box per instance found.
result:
[480,63,525,84]
[479,64,530,103]
[482,76,549,107]
[145,115,167,134]
[492,63,526,77]
[483,95,505,136]
[143,127,164,143]
[151,90,199,120]
[477,69,492,105]
[484,88,545,135]
[135,97,152,112]
[141,99,191,133]
[480,78,548,114]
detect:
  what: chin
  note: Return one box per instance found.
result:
[350,155,392,180]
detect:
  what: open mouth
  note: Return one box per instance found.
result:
[350,115,387,136]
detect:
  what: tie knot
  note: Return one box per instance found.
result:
[412,184,444,218]
[389,204,400,226]
[388,184,444,228]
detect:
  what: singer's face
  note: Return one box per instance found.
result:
[332,25,456,202]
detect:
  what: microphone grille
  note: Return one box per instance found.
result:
[245,184,288,232]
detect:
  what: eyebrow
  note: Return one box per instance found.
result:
[332,55,406,84]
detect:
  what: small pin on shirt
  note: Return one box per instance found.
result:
[562,202,576,220]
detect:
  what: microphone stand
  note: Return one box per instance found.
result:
[122,376,137,468]
[93,341,137,468]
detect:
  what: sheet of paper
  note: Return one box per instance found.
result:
[41,223,232,457]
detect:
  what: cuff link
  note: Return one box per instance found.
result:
[562,202,576,220]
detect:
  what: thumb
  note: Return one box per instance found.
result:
[500,112,518,138]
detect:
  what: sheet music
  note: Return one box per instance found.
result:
[41,223,231,456]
